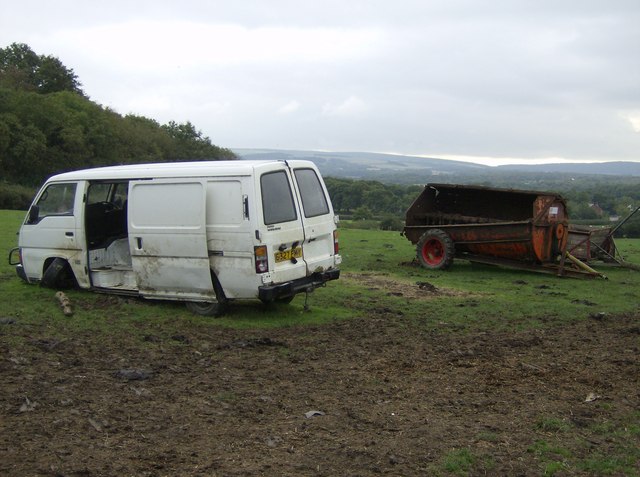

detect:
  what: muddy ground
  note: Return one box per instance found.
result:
[1,293,639,476]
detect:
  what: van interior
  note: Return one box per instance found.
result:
[85,181,136,290]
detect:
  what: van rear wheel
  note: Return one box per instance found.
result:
[186,272,227,317]
[186,300,225,317]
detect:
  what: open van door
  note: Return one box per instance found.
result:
[128,179,215,300]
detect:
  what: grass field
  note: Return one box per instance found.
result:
[1,209,639,476]
[2,209,639,331]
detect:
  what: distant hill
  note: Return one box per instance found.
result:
[233,148,487,183]
[233,148,640,183]
[497,161,640,176]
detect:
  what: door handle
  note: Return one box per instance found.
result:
[65,232,74,237]
[136,237,143,249]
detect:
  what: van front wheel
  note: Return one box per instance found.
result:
[186,300,225,317]
[41,258,77,289]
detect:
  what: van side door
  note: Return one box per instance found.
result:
[205,177,256,299]
[128,179,214,300]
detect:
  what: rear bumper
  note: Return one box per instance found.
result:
[258,269,340,302]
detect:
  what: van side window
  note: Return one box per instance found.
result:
[261,171,297,225]
[34,183,77,219]
[87,182,128,207]
[294,168,330,217]
[87,183,111,204]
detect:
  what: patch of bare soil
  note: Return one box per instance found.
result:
[1,309,639,476]
[343,272,470,299]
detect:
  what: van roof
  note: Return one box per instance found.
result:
[45,160,295,182]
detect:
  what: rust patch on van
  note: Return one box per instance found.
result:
[342,272,471,299]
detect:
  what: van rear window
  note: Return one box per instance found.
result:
[261,171,297,225]
[294,168,330,217]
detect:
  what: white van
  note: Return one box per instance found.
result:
[9,160,341,315]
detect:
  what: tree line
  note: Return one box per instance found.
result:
[1,43,235,189]
[324,176,640,237]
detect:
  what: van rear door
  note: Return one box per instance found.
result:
[289,162,338,274]
[256,166,309,285]
[128,179,214,300]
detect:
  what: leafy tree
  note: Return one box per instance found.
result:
[0,43,236,186]
[0,42,39,91]
[567,201,600,220]
[162,120,236,160]
[0,43,83,95]
[379,215,403,231]
[352,206,373,220]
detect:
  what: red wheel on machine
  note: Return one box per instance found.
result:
[416,229,455,270]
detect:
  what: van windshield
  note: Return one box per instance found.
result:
[261,171,297,225]
[294,168,330,218]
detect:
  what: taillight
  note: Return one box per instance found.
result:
[333,230,339,254]
[254,245,269,273]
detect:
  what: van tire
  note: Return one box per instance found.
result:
[186,300,225,317]
[186,271,227,317]
[417,229,455,270]
[41,258,77,289]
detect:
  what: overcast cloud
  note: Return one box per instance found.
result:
[1,0,639,165]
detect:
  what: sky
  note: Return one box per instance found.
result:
[1,0,640,166]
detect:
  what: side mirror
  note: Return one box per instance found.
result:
[27,205,39,224]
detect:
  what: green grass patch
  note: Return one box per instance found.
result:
[527,440,573,476]
[535,416,572,434]
[578,453,640,476]
[527,412,640,477]
[2,210,640,333]
[441,447,476,475]
[338,227,640,330]
[428,447,495,476]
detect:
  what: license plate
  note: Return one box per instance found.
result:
[275,247,303,263]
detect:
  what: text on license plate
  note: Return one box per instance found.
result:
[275,247,303,263]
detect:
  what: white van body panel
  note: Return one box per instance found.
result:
[18,181,90,287]
[14,160,341,310]
[128,179,214,300]
[205,176,258,299]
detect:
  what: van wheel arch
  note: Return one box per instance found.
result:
[41,257,77,289]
